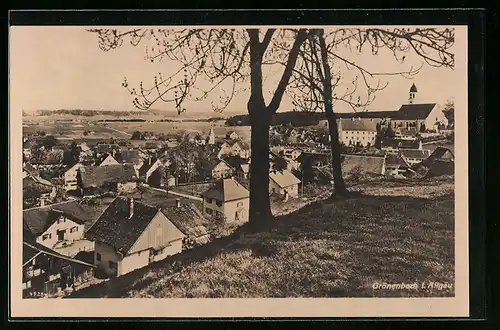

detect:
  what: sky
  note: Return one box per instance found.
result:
[10,26,462,115]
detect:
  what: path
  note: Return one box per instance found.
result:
[102,125,132,137]
[150,187,203,201]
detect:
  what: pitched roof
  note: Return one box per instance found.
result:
[386,154,411,168]
[381,138,421,149]
[116,150,142,164]
[23,241,96,268]
[23,201,88,237]
[161,203,208,238]
[269,170,301,188]
[341,154,385,175]
[430,147,455,161]
[222,156,249,169]
[23,162,39,177]
[411,147,455,177]
[399,149,431,160]
[86,197,173,254]
[78,164,137,188]
[339,118,378,132]
[397,127,418,137]
[202,178,249,202]
[392,103,437,120]
[231,140,250,150]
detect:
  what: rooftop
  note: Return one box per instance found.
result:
[202,178,250,202]
[392,103,437,120]
[269,170,301,188]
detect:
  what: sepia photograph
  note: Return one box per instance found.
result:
[10,22,469,318]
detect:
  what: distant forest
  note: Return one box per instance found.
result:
[226,111,396,127]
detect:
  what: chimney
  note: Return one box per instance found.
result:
[175,199,181,208]
[284,190,289,202]
[149,158,152,165]
[40,197,46,207]
[129,198,134,218]
[112,149,117,157]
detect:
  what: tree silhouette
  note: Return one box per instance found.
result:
[286,27,454,196]
[88,28,309,225]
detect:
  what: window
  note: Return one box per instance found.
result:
[205,208,213,215]
[42,233,51,241]
[96,253,101,261]
[70,226,78,233]
[237,202,243,207]
[206,198,213,204]
[109,261,117,269]
[216,200,222,207]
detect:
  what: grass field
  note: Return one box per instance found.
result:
[68,176,455,298]
[22,122,132,140]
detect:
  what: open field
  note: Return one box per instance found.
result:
[68,176,454,298]
[105,122,251,141]
[22,122,132,140]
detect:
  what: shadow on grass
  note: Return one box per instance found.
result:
[68,190,454,298]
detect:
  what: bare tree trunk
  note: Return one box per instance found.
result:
[248,112,273,224]
[318,31,348,196]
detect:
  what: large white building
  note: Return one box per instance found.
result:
[201,178,250,223]
[338,118,378,147]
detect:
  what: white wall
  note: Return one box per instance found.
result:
[36,217,85,249]
[340,130,377,147]
[99,155,119,166]
[203,197,249,223]
[119,249,150,276]
[269,181,299,197]
[152,239,183,262]
[94,240,122,277]
[64,163,82,191]
[117,182,137,194]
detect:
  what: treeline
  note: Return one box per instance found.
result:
[226,112,326,127]
[100,119,147,122]
[34,109,147,117]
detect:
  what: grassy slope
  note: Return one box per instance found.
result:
[69,177,454,298]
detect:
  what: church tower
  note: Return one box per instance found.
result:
[408,83,418,104]
[207,126,215,145]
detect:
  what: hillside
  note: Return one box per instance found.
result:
[68,176,454,298]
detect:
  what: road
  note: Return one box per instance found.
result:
[149,187,203,201]
[102,125,132,137]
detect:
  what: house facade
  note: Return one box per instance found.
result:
[99,154,120,166]
[211,159,233,179]
[64,163,83,191]
[23,241,95,298]
[87,197,186,277]
[338,118,378,147]
[399,149,432,166]
[269,170,301,198]
[201,178,250,223]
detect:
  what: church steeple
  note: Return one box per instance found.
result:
[207,126,215,145]
[409,83,418,104]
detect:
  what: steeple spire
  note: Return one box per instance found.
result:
[409,83,418,104]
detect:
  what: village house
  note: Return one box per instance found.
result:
[161,200,211,246]
[217,140,250,159]
[64,162,84,191]
[86,197,186,277]
[226,131,240,140]
[341,154,387,176]
[201,177,250,223]
[411,147,454,177]
[399,149,432,166]
[209,158,234,179]
[269,170,301,198]
[98,153,120,166]
[280,147,303,162]
[380,138,423,154]
[23,163,57,207]
[338,118,378,147]
[138,157,164,183]
[395,127,419,140]
[23,202,89,249]
[385,153,411,176]
[23,240,96,298]
[76,164,138,196]
[222,156,250,179]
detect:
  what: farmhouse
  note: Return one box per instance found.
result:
[269,170,301,198]
[217,140,250,159]
[161,200,211,245]
[399,149,432,166]
[222,156,250,179]
[76,164,138,196]
[201,178,250,223]
[226,131,240,140]
[412,147,454,177]
[385,153,411,176]
[338,118,378,147]
[86,197,186,277]
[395,127,419,140]
[23,240,95,298]
[23,202,88,249]
[138,157,165,185]
[341,154,387,176]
